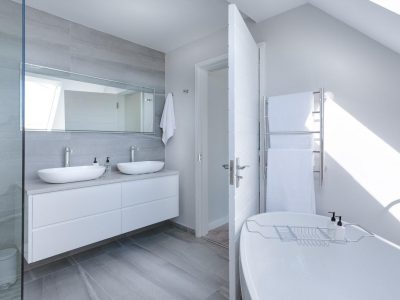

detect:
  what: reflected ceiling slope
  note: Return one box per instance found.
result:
[22,0,400,54]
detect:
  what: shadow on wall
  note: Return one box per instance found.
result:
[320,97,400,244]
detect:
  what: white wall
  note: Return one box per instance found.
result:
[207,68,229,228]
[249,4,400,244]
[165,4,400,245]
[165,29,227,229]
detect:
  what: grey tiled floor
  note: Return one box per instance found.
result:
[204,224,229,248]
[23,225,229,300]
[0,277,22,300]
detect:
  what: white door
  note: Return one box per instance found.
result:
[228,4,260,300]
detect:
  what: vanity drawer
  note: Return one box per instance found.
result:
[121,175,178,207]
[121,196,179,233]
[32,210,121,262]
[33,184,121,228]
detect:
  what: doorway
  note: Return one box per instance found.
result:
[195,55,229,247]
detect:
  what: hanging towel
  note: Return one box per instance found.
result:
[269,135,314,149]
[160,92,176,145]
[268,92,314,131]
[266,149,316,214]
[268,92,314,149]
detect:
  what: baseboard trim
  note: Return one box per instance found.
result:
[208,216,228,230]
[168,221,195,234]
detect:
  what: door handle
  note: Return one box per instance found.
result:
[237,164,250,170]
[236,175,243,188]
[235,158,249,188]
[222,164,229,170]
[236,158,250,170]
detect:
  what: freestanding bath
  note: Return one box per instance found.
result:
[240,212,400,300]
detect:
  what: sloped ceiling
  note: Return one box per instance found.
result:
[229,0,400,55]
[309,0,400,55]
[226,0,307,22]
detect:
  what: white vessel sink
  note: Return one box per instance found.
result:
[38,166,106,184]
[117,161,164,175]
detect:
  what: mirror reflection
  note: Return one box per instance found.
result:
[25,65,155,133]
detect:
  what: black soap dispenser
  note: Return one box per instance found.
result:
[105,157,111,175]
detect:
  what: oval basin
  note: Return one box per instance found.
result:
[38,165,105,184]
[117,161,164,175]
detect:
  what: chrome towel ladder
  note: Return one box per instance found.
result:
[263,88,325,186]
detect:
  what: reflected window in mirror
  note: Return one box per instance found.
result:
[25,65,156,133]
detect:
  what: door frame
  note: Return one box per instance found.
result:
[258,42,267,213]
[194,54,228,238]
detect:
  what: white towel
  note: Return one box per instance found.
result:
[160,92,176,145]
[266,149,316,214]
[268,92,314,131]
[269,135,313,149]
[268,92,314,149]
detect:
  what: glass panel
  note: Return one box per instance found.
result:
[25,64,156,133]
[0,0,24,300]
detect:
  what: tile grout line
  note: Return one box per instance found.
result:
[69,256,116,300]
[201,237,228,249]
[129,231,229,286]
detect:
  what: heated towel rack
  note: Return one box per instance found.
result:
[263,88,325,186]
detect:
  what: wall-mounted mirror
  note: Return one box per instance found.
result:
[25,64,156,133]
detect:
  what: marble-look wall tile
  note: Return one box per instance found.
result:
[69,23,165,90]
[25,132,165,180]
[25,6,165,90]
[25,6,71,71]
[25,6,166,181]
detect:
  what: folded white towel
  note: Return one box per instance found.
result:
[268,92,315,149]
[160,92,176,145]
[269,135,313,149]
[268,91,314,132]
[266,149,316,214]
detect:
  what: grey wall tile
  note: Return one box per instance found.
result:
[25,132,165,180]
[25,6,166,181]
[25,7,71,71]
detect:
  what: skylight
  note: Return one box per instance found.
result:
[370,0,400,15]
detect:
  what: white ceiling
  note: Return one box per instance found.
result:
[308,0,400,55]
[24,0,228,53]
[24,0,400,55]
[230,0,400,55]
[227,0,307,22]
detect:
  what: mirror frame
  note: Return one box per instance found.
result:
[25,63,158,135]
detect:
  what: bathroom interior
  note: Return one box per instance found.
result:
[1,0,400,299]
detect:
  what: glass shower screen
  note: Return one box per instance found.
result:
[0,1,24,299]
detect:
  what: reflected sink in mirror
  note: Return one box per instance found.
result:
[38,166,106,184]
[117,161,164,175]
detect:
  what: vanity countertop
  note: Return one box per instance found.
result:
[25,169,179,195]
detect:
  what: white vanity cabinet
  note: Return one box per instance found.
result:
[121,175,179,233]
[24,173,179,263]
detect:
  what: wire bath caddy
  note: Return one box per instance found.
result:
[245,219,375,247]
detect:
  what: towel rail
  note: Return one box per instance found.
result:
[319,88,325,185]
[267,130,320,135]
[264,89,325,186]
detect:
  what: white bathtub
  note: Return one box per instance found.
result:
[240,212,400,300]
